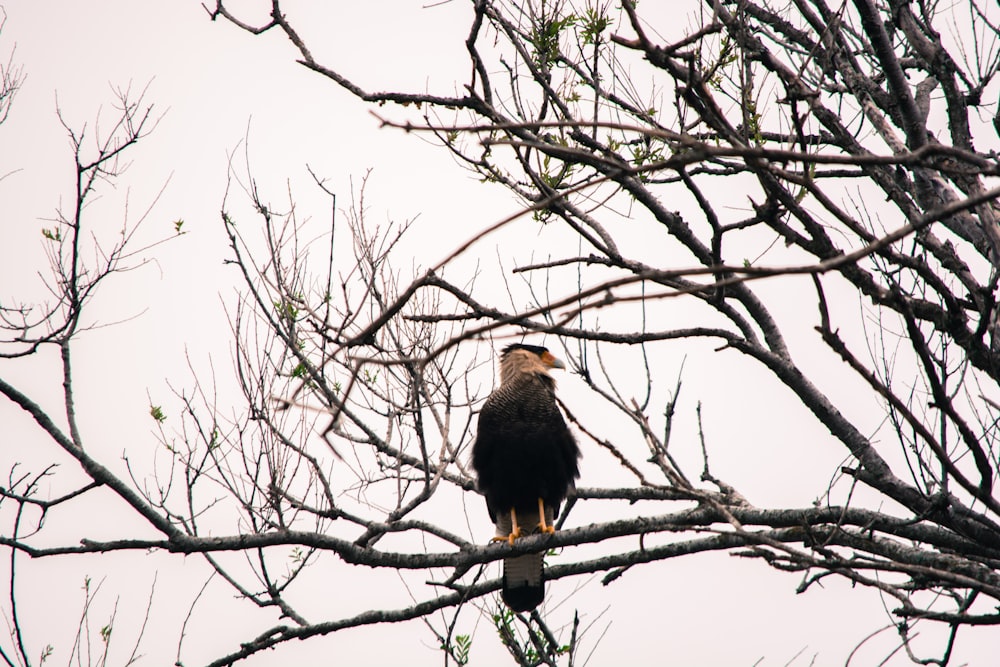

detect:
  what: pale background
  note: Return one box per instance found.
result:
[0,2,994,665]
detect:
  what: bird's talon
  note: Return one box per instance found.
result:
[491,530,522,545]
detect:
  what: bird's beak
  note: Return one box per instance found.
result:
[543,351,565,370]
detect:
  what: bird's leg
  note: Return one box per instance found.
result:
[490,508,522,545]
[508,508,522,544]
[537,497,555,534]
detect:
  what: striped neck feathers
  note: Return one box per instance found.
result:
[499,348,557,387]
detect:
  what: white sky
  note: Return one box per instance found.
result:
[0,2,996,666]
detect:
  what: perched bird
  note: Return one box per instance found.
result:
[471,343,580,612]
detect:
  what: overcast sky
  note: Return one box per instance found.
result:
[0,2,996,666]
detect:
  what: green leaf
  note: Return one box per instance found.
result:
[581,6,611,45]
[454,634,472,665]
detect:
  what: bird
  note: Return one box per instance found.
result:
[471,343,581,612]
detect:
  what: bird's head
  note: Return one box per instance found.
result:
[499,343,565,384]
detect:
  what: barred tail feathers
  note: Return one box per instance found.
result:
[503,552,545,612]
[496,502,554,612]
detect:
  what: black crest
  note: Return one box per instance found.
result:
[502,343,549,357]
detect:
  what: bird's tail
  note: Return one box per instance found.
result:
[502,552,545,612]
[497,501,554,612]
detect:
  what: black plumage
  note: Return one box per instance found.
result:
[471,343,580,612]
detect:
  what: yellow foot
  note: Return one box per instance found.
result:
[490,527,522,545]
[491,507,523,545]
